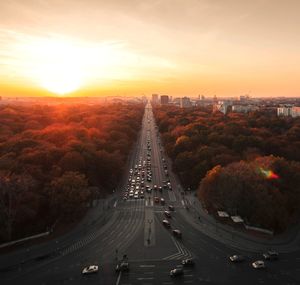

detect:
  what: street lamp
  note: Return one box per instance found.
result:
[147,219,153,243]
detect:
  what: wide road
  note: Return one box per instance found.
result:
[1,102,299,285]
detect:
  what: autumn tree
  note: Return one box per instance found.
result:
[49,171,90,220]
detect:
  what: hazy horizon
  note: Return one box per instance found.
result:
[0,0,300,98]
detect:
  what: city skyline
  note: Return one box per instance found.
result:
[0,0,300,97]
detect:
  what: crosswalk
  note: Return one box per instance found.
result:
[60,199,145,257]
[163,236,194,261]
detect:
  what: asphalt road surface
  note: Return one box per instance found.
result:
[1,103,299,285]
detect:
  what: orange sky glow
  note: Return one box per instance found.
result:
[0,0,299,97]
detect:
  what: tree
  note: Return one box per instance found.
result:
[0,173,37,241]
[198,156,300,232]
[49,171,90,220]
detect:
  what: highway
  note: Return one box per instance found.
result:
[0,102,299,285]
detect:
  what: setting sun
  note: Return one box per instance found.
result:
[22,39,86,95]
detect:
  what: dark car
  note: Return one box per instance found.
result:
[173,229,182,238]
[263,250,279,260]
[181,258,195,267]
[170,267,183,277]
[164,211,171,218]
[163,219,171,228]
[115,262,129,272]
[168,205,175,211]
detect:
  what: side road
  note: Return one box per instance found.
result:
[182,193,300,253]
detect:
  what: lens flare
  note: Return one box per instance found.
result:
[258,167,279,179]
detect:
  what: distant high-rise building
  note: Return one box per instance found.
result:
[278,105,300,118]
[180,97,192,108]
[291,106,300,118]
[213,101,230,114]
[152,94,159,104]
[160,95,169,105]
[277,105,293,116]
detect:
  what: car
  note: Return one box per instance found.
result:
[115,262,129,272]
[168,205,175,211]
[170,267,184,277]
[160,198,165,205]
[173,229,182,238]
[82,265,99,274]
[229,255,245,262]
[252,260,265,269]
[263,250,278,260]
[164,211,171,218]
[158,186,162,192]
[163,219,171,228]
[154,197,160,203]
[181,258,195,267]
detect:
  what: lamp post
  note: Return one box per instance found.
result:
[147,219,153,244]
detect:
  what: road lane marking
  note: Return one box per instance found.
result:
[137,277,154,280]
[116,271,122,285]
[140,265,155,268]
[181,200,185,206]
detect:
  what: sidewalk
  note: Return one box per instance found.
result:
[182,193,300,253]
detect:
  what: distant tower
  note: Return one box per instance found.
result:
[151,94,159,104]
[160,95,169,105]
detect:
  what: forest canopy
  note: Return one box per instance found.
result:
[153,105,300,232]
[0,102,144,242]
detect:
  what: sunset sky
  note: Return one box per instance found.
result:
[0,0,299,97]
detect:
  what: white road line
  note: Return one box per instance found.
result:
[140,265,155,268]
[181,200,185,206]
[137,277,154,280]
[114,201,118,208]
[116,271,122,285]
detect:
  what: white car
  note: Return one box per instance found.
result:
[82,265,98,274]
[252,260,265,269]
